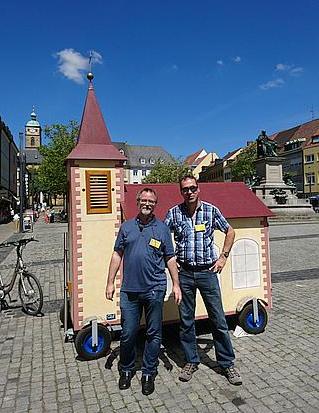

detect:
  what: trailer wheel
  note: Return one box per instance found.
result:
[238,302,268,335]
[75,324,111,360]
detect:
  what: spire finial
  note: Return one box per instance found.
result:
[87,51,94,82]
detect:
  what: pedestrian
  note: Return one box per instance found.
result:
[10,208,14,221]
[106,187,182,396]
[164,174,242,385]
[13,212,20,232]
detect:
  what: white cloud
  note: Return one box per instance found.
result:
[259,78,285,90]
[232,56,241,63]
[275,63,292,72]
[290,66,303,76]
[55,48,103,84]
[217,60,224,66]
[275,63,303,77]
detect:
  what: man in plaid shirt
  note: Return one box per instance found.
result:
[165,174,242,385]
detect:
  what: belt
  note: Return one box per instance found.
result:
[178,262,212,272]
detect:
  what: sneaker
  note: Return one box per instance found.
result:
[141,374,155,396]
[179,363,198,382]
[222,366,242,385]
[119,371,132,390]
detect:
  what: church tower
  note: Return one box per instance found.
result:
[25,107,41,148]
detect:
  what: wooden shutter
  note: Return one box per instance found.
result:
[86,170,112,214]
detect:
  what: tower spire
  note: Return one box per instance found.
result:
[67,67,126,161]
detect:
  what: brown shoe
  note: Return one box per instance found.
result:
[179,363,198,382]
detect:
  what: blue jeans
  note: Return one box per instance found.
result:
[120,289,165,375]
[179,268,235,368]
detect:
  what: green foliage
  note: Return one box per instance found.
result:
[36,121,78,196]
[231,142,257,182]
[142,159,191,183]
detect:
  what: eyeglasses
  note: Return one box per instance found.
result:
[139,199,156,205]
[181,186,198,194]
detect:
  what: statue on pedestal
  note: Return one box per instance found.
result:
[257,130,277,158]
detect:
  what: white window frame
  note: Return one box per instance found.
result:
[231,239,261,289]
[305,154,315,164]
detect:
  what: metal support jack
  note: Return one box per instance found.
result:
[252,297,259,324]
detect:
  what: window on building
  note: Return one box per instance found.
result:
[312,136,319,144]
[149,158,155,165]
[159,158,164,164]
[306,173,315,185]
[231,239,261,289]
[119,149,125,155]
[140,158,146,165]
[142,169,147,176]
[30,136,35,146]
[305,154,314,163]
[133,170,138,176]
[86,170,112,214]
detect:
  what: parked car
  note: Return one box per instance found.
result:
[309,195,319,213]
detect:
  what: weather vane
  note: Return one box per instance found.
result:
[87,51,94,82]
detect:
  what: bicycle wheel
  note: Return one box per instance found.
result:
[18,272,43,316]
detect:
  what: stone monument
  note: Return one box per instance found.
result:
[251,131,313,215]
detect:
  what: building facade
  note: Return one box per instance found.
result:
[184,148,219,179]
[199,148,242,182]
[271,119,319,195]
[0,116,18,222]
[113,142,174,184]
[303,135,319,196]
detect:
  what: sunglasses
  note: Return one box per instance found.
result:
[181,186,198,194]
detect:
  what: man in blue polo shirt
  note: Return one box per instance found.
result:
[106,187,182,396]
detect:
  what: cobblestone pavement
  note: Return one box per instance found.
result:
[0,220,318,412]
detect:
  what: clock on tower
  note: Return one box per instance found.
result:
[25,107,41,148]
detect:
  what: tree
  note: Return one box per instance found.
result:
[37,121,78,201]
[231,142,257,182]
[142,159,191,183]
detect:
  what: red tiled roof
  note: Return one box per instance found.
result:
[122,182,273,220]
[184,149,205,166]
[68,82,126,161]
[223,147,241,161]
[271,118,319,149]
[192,155,207,166]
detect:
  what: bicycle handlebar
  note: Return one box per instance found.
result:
[0,238,39,248]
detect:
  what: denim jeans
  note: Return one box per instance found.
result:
[179,268,235,368]
[120,289,165,375]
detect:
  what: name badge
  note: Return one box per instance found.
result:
[195,224,205,232]
[149,238,161,249]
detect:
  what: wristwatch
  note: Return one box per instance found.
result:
[221,251,229,259]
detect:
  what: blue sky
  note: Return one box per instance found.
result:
[1,1,319,158]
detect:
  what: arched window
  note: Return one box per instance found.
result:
[30,136,35,146]
[231,239,261,289]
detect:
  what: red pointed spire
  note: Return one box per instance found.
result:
[68,75,126,161]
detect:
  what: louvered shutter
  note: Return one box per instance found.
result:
[86,171,112,214]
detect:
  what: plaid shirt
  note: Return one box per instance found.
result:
[164,201,229,266]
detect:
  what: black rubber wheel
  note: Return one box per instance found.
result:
[59,301,73,328]
[18,272,43,316]
[75,324,112,360]
[238,302,268,335]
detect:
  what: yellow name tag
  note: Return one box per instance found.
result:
[149,238,161,249]
[195,224,205,232]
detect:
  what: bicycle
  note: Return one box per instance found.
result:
[0,238,43,316]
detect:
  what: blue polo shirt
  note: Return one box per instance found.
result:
[114,217,175,292]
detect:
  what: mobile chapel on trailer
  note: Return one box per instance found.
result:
[64,72,274,360]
